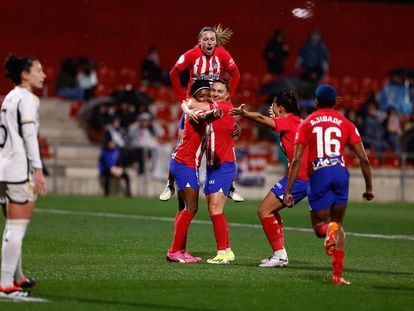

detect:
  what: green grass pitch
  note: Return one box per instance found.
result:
[1,195,413,310]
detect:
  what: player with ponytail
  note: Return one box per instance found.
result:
[230,90,309,267]
[0,55,47,297]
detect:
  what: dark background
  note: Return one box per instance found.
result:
[0,0,413,92]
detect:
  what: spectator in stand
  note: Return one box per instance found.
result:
[378,69,412,119]
[408,72,414,113]
[91,103,112,130]
[102,116,131,169]
[263,28,289,76]
[361,102,387,158]
[402,115,414,164]
[356,92,378,134]
[140,46,163,87]
[56,58,84,101]
[77,58,98,101]
[128,112,164,175]
[115,101,137,129]
[296,28,329,82]
[384,107,402,155]
[296,68,319,117]
[98,130,131,198]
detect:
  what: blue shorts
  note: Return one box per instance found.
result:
[271,176,308,207]
[204,162,236,196]
[307,165,350,212]
[169,158,199,191]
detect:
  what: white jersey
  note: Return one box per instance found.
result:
[0,86,42,183]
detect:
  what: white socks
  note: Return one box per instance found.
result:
[1,219,29,288]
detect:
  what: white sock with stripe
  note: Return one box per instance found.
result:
[1,219,29,288]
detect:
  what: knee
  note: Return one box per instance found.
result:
[314,222,328,238]
[257,208,268,220]
[188,207,198,214]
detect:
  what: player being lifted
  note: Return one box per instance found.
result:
[160,24,243,203]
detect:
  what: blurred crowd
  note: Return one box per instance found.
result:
[44,27,414,196]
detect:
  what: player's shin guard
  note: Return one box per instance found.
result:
[261,216,284,251]
[211,213,228,251]
[169,210,194,253]
[1,220,29,288]
[175,211,188,252]
[332,249,345,279]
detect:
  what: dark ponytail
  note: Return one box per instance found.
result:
[4,54,36,85]
[274,90,300,116]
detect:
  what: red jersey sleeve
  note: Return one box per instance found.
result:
[228,63,240,97]
[170,49,194,102]
[295,121,308,146]
[346,119,362,145]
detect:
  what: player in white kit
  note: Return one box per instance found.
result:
[0,55,47,297]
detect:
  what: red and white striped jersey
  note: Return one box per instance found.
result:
[170,45,240,102]
[172,115,206,168]
[204,101,236,166]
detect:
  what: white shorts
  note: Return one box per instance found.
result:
[0,182,38,204]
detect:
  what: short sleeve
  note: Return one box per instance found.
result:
[295,121,308,145]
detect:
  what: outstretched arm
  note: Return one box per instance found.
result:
[181,99,222,123]
[230,104,275,129]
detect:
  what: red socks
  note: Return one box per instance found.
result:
[169,210,194,253]
[261,215,284,251]
[175,211,188,251]
[332,249,345,278]
[211,213,229,251]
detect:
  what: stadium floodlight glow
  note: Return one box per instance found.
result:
[292,0,315,19]
[292,8,313,19]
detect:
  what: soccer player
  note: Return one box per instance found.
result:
[169,24,240,102]
[202,79,237,264]
[284,84,374,285]
[0,55,47,297]
[230,91,309,267]
[166,79,221,263]
[161,24,243,202]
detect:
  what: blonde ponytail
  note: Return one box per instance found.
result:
[213,24,233,47]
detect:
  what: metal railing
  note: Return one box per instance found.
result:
[45,141,414,202]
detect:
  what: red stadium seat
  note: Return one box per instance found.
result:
[155,102,173,121]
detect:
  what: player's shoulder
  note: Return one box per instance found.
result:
[215,47,231,57]
[186,45,202,56]
[177,46,200,64]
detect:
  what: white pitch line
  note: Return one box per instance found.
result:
[36,208,414,241]
[0,295,48,303]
